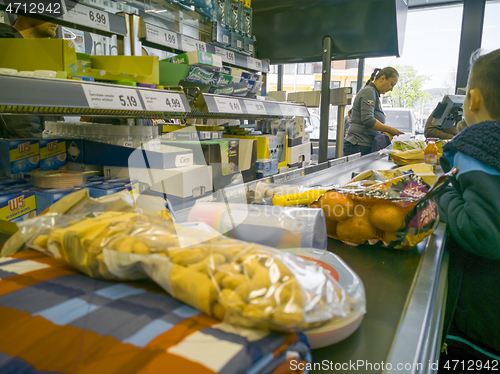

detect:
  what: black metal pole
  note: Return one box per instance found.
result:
[456,0,486,92]
[319,36,333,164]
[356,58,365,93]
[277,64,284,92]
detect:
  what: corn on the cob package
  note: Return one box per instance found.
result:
[19,212,351,332]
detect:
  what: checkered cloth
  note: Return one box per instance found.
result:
[0,250,311,373]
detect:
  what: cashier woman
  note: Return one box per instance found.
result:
[0,15,59,138]
[344,67,404,156]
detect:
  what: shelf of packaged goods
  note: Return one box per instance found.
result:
[0,0,127,36]
[191,93,309,118]
[0,74,190,118]
[141,22,269,73]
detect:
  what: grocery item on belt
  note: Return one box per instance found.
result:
[309,168,456,248]
[20,212,350,331]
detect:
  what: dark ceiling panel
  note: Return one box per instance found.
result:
[252,0,408,64]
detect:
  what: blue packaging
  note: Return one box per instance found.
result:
[0,139,40,177]
[256,159,279,178]
[35,188,79,214]
[0,178,29,187]
[87,183,133,198]
[39,139,67,171]
[0,190,37,222]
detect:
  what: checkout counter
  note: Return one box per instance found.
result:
[279,152,448,373]
[0,152,448,374]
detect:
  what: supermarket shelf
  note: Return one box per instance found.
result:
[193,93,309,118]
[0,74,190,118]
[0,0,127,36]
[141,22,269,73]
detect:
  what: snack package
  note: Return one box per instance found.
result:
[309,169,456,248]
[19,212,350,331]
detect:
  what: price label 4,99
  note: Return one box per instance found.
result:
[64,3,110,32]
[82,85,144,111]
[214,97,243,114]
[140,91,188,112]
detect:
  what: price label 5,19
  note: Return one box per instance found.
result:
[140,91,188,113]
[214,97,243,114]
[82,85,144,111]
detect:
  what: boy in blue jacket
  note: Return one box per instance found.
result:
[439,48,500,368]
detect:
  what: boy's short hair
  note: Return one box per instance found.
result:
[468,48,500,120]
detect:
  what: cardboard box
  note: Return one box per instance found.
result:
[256,159,279,178]
[161,138,257,190]
[288,134,310,147]
[268,91,287,102]
[0,190,37,223]
[0,39,79,76]
[224,133,288,169]
[78,56,160,85]
[65,140,193,169]
[287,91,321,107]
[159,60,191,86]
[35,187,78,214]
[170,51,223,69]
[104,165,213,198]
[287,142,312,166]
[0,139,40,178]
[39,139,67,171]
[87,183,134,198]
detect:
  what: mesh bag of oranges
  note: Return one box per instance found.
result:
[309,169,456,248]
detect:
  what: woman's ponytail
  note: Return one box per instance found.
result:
[365,68,381,86]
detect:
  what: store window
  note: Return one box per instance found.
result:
[481,0,500,52]
[365,4,463,132]
[330,81,341,89]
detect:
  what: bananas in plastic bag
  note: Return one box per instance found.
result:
[21,212,350,332]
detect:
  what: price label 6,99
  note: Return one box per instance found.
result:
[214,97,243,114]
[140,91,188,112]
[82,85,144,111]
[64,3,110,32]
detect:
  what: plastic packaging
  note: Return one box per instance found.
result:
[282,247,365,348]
[309,169,456,248]
[20,212,350,332]
[0,68,18,75]
[29,171,87,188]
[187,202,327,250]
[34,70,57,79]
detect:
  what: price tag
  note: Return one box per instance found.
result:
[63,3,110,32]
[181,35,196,52]
[245,100,267,115]
[214,97,243,114]
[246,57,262,71]
[280,104,296,117]
[195,41,207,52]
[82,85,143,110]
[298,106,310,117]
[215,47,235,64]
[139,91,188,112]
[144,23,178,49]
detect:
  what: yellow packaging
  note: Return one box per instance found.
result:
[0,39,79,76]
[224,134,288,169]
[78,56,159,85]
